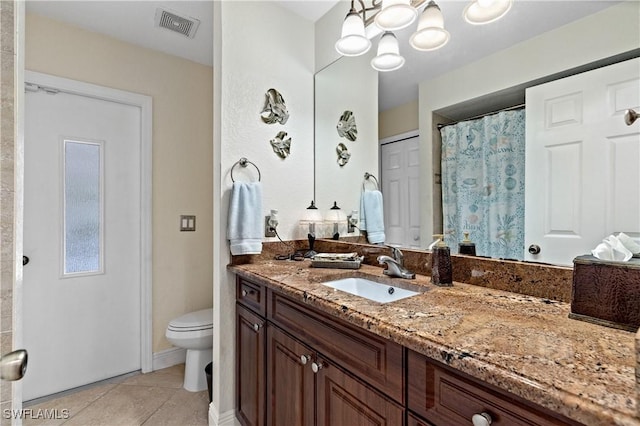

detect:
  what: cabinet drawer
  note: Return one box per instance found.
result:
[268,290,404,403]
[407,350,577,426]
[237,277,266,316]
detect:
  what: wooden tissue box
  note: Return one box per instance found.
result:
[569,255,640,331]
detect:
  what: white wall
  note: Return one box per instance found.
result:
[211,1,315,423]
[418,2,640,246]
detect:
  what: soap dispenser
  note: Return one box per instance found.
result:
[458,231,476,256]
[431,234,453,287]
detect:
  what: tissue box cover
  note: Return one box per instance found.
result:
[570,255,640,331]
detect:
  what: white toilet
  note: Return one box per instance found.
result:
[166,308,213,392]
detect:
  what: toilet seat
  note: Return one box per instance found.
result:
[167,308,213,332]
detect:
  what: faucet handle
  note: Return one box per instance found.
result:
[385,245,404,264]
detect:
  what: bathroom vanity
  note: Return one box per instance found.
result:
[231,261,638,426]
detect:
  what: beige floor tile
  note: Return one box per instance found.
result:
[63,385,175,426]
[23,382,117,426]
[121,365,185,389]
[142,389,209,426]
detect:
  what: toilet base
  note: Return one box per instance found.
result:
[183,348,212,392]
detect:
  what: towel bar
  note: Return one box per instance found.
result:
[363,172,379,190]
[231,157,261,182]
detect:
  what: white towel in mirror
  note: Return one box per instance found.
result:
[360,190,385,244]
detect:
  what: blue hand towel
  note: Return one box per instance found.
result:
[227,182,263,255]
[360,190,385,244]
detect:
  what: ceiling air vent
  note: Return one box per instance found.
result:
[154,8,200,39]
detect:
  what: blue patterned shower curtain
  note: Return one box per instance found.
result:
[440,109,525,260]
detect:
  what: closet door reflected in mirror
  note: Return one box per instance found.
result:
[381,135,421,248]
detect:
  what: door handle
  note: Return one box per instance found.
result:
[528,244,541,255]
[23,256,29,266]
[0,349,28,381]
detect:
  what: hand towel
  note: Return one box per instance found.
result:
[360,190,385,244]
[227,181,263,255]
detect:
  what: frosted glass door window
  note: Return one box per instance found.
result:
[63,140,103,275]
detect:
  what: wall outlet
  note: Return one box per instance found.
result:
[265,216,276,237]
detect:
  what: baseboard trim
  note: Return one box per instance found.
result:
[209,402,239,426]
[152,347,186,371]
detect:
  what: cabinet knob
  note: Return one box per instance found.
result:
[472,412,492,426]
[528,244,541,255]
[311,361,324,373]
[241,289,248,297]
[300,354,312,365]
[253,323,261,332]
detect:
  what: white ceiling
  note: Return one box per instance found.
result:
[26,1,622,111]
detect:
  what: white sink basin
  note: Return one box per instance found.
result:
[322,277,421,304]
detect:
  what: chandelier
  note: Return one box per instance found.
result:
[335,0,513,72]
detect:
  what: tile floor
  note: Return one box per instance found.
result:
[23,365,210,426]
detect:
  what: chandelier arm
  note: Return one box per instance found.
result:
[353,0,382,24]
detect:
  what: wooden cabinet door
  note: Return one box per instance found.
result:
[316,356,404,426]
[267,326,315,426]
[237,304,266,426]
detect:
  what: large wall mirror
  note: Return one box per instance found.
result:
[314,1,640,266]
[314,50,378,236]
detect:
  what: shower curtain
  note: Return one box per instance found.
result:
[440,109,525,260]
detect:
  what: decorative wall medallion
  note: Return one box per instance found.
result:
[260,88,289,125]
[336,143,351,166]
[270,131,291,158]
[336,110,357,141]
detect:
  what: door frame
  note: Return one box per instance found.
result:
[23,70,153,374]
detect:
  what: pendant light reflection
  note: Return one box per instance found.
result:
[374,0,418,31]
[410,1,450,51]
[371,31,405,72]
[335,6,372,56]
[463,0,513,25]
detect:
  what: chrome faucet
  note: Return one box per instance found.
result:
[377,246,415,279]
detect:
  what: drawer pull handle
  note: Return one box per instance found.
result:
[253,323,262,332]
[300,354,312,365]
[241,290,248,297]
[311,362,324,373]
[472,412,492,426]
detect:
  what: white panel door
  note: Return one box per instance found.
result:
[525,58,640,265]
[23,88,142,400]
[381,136,421,248]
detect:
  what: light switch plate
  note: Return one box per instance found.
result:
[180,215,196,231]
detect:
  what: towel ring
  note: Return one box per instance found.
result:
[231,157,261,182]
[363,172,379,190]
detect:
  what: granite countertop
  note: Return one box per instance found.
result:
[229,261,639,426]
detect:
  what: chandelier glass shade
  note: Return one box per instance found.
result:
[335,7,372,56]
[371,31,405,72]
[374,0,418,31]
[463,0,513,25]
[409,1,449,51]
